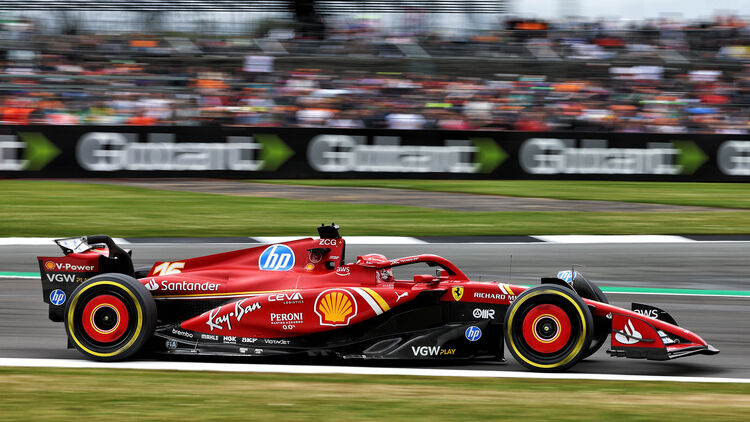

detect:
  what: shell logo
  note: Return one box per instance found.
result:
[44,261,56,271]
[314,289,357,326]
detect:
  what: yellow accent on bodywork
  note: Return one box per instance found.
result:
[362,288,391,312]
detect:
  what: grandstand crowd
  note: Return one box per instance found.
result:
[0,14,748,133]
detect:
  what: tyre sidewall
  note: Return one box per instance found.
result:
[504,284,593,371]
[64,273,156,361]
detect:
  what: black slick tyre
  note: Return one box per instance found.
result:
[64,273,156,361]
[504,284,593,372]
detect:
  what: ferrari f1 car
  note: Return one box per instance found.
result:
[37,224,718,371]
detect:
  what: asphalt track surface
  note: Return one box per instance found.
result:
[2,242,749,379]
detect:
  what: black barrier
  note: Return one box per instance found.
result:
[1,125,750,181]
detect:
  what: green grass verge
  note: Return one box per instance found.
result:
[1,367,749,421]
[257,180,750,209]
[3,180,750,237]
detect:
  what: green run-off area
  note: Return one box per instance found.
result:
[1,367,749,421]
[2,180,750,237]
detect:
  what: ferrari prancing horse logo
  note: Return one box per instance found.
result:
[452,286,464,301]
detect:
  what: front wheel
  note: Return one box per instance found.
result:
[504,284,593,372]
[65,273,156,361]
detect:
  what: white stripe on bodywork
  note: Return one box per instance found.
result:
[351,287,383,315]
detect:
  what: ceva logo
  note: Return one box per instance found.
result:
[259,244,295,271]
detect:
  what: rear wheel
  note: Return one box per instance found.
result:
[504,284,593,371]
[65,273,156,361]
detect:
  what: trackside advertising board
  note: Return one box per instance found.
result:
[1,126,749,181]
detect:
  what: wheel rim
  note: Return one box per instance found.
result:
[522,304,572,354]
[81,295,130,343]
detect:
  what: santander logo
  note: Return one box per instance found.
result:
[615,319,642,345]
[145,279,159,291]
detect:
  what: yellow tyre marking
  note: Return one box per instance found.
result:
[362,288,391,312]
[67,280,143,358]
[507,289,587,369]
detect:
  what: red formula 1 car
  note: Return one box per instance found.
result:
[37,225,718,371]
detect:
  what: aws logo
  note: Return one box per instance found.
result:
[315,289,357,326]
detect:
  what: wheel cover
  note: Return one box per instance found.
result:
[81,294,130,343]
[522,304,571,354]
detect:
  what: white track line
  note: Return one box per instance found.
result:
[1,358,747,383]
[532,235,695,244]
[253,236,426,245]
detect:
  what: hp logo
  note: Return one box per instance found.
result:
[465,326,482,342]
[50,289,66,306]
[259,244,295,271]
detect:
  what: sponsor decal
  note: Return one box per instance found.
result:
[241,337,258,343]
[452,286,464,301]
[268,292,304,304]
[319,239,338,246]
[411,346,456,356]
[206,299,262,331]
[44,261,96,272]
[615,319,642,345]
[223,336,237,344]
[171,328,194,339]
[304,263,315,271]
[336,266,350,277]
[201,333,219,341]
[263,339,291,345]
[474,292,514,301]
[165,339,178,350]
[151,261,185,276]
[465,326,482,342]
[148,279,220,292]
[255,348,264,355]
[45,273,85,283]
[49,289,66,306]
[259,244,295,271]
[270,313,304,329]
[472,308,495,319]
[315,289,357,326]
[556,270,574,284]
[396,292,409,302]
[633,308,659,319]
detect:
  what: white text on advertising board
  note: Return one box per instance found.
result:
[519,138,680,175]
[77,132,262,171]
[307,135,477,173]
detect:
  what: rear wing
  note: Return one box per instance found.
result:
[37,236,134,322]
